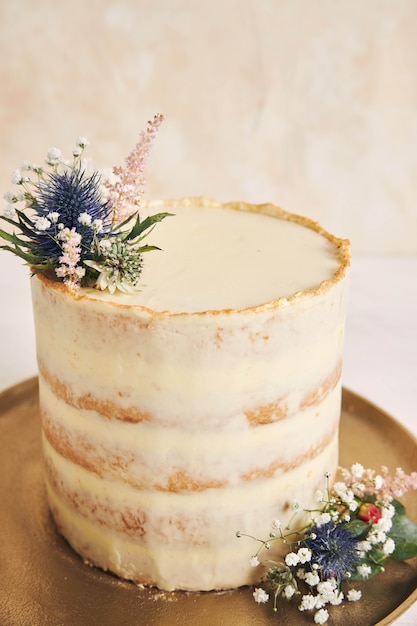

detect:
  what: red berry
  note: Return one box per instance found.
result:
[358,502,381,523]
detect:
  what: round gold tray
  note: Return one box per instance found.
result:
[0,379,416,626]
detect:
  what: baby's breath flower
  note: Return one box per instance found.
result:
[292,500,302,511]
[253,588,269,604]
[382,538,395,555]
[47,211,60,223]
[329,590,344,606]
[314,608,329,624]
[35,217,51,231]
[357,540,372,553]
[312,512,331,527]
[357,563,372,578]
[299,594,317,611]
[285,552,300,567]
[315,490,324,503]
[347,589,362,602]
[46,146,63,166]
[3,191,17,203]
[333,482,347,496]
[76,136,89,148]
[272,519,282,531]
[92,218,104,232]
[374,475,384,490]
[305,571,320,587]
[249,555,260,567]
[297,547,312,564]
[4,205,16,218]
[11,169,23,184]
[283,585,296,599]
[351,463,365,478]
[78,212,92,226]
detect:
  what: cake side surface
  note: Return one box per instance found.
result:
[31,198,350,591]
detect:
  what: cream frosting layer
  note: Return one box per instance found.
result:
[31,198,350,591]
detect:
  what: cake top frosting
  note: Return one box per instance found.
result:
[82,197,350,314]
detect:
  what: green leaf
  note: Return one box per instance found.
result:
[0,244,36,264]
[391,542,417,560]
[124,212,173,242]
[368,547,386,565]
[389,513,417,545]
[346,518,370,540]
[392,499,406,516]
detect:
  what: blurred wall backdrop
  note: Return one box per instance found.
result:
[1,0,417,255]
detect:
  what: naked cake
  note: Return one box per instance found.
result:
[31,196,350,591]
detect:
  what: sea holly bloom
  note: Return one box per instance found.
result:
[0,119,170,293]
[242,464,417,623]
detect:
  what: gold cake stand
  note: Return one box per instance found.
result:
[0,378,416,626]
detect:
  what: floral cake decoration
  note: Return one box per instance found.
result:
[238,463,417,624]
[0,114,171,293]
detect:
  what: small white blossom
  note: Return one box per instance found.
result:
[75,266,86,279]
[317,579,337,600]
[383,538,396,555]
[297,547,312,564]
[374,475,384,490]
[299,594,317,611]
[324,471,332,479]
[349,500,359,512]
[347,589,362,602]
[381,503,396,519]
[296,568,306,580]
[3,191,16,202]
[358,540,372,553]
[47,212,60,223]
[305,571,320,587]
[341,489,355,505]
[78,212,92,226]
[272,519,281,531]
[292,500,302,511]
[4,204,16,218]
[357,563,372,578]
[35,217,51,231]
[351,463,365,478]
[313,512,331,527]
[249,555,260,567]
[253,587,269,604]
[92,218,104,232]
[46,147,63,165]
[11,169,23,184]
[329,591,344,606]
[285,552,300,567]
[283,585,296,599]
[315,489,324,503]
[314,608,329,624]
[333,481,347,496]
[99,239,112,253]
[376,516,393,533]
[76,136,89,148]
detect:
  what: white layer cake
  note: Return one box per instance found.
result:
[31,197,350,591]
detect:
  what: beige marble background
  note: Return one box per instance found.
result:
[1,0,417,254]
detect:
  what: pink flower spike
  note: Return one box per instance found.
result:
[106,113,165,223]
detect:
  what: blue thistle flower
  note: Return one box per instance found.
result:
[304,521,361,581]
[30,165,112,262]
